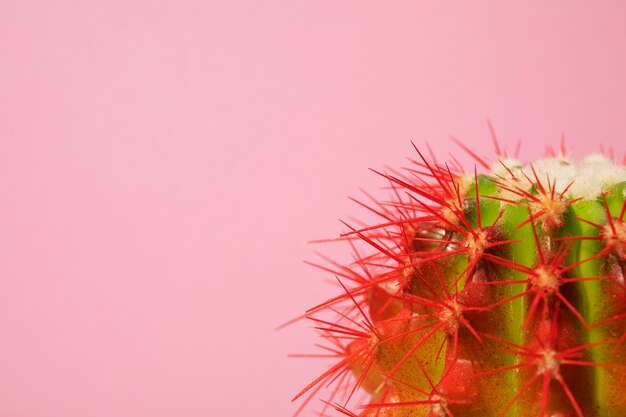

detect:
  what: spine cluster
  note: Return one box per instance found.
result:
[292,143,626,417]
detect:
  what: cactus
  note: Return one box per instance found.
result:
[291,138,626,417]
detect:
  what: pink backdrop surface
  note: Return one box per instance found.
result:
[1,1,626,416]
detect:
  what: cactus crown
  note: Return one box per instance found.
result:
[291,140,626,417]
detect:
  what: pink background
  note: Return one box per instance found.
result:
[1,1,626,416]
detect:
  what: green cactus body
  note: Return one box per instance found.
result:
[292,146,626,417]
